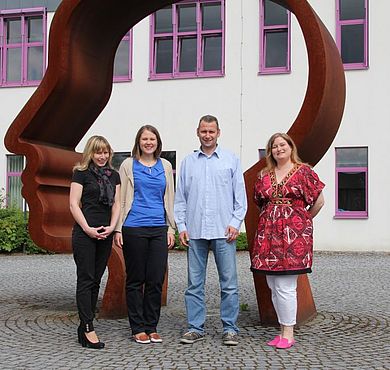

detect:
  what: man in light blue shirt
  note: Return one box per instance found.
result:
[174,115,247,346]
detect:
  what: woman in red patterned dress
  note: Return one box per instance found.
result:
[251,133,325,349]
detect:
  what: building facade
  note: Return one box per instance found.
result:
[1,0,388,251]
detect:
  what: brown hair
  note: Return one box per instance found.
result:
[131,125,162,160]
[264,132,303,172]
[73,135,113,171]
[198,114,219,129]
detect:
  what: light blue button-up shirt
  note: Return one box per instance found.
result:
[174,146,247,240]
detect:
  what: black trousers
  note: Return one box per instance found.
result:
[122,226,168,335]
[72,225,112,325]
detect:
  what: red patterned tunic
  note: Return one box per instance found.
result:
[251,164,325,275]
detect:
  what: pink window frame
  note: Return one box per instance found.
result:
[0,7,46,88]
[113,29,133,82]
[336,0,368,70]
[335,147,368,219]
[149,0,225,80]
[5,154,25,208]
[259,0,291,75]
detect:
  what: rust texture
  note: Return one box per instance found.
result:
[4,0,345,322]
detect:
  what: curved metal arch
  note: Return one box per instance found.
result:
[4,0,345,321]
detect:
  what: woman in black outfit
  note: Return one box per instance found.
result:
[69,135,121,349]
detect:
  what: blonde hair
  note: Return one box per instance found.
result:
[264,133,303,172]
[73,135,113,171]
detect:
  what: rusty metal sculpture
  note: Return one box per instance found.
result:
[4,0,345,323]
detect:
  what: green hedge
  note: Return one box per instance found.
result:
[0,207,45,254]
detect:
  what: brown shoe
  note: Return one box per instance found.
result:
[133,332,150,344]
[149,332,162,343]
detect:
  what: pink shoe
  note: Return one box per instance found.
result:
[276,337,295,349]
[266,335,281,346]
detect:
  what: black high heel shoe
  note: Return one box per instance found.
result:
[77,323,105,349]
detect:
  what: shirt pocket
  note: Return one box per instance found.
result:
[215,168,231,187]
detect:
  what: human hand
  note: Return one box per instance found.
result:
[225,226,239,243]
[98,225,114,238]
[179,231,190,247]
[85,226,107,240]
[114,232,123,248]
[167,233,175,249]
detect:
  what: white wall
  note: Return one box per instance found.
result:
[1,1,389,251]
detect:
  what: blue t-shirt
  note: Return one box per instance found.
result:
[124,158,166,227]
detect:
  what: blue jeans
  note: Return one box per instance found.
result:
[185,238,239,334]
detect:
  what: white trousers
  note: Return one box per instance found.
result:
[266,275,298,326]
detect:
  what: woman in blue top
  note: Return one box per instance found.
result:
[114,125,175,344]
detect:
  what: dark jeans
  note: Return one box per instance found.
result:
[122,226,168,335]
[72,225,112,325]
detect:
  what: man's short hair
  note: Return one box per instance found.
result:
[198,114,219,129]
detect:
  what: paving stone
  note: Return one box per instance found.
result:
[0,251,389,369]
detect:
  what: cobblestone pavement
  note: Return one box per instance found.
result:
[0,251,389,369]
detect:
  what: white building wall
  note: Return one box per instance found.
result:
[1,1,389,251]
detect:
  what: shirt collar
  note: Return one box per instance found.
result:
[197,145,221,158]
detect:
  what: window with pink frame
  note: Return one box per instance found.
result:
[259,0,290,75]
[335,147,368,218]
[6,154,25,210]
[336,0,368,70]
[113,30,133,82]
[0,8,46,87]
[149,0,225,80]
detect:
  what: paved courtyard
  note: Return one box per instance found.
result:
[0,251,389,369]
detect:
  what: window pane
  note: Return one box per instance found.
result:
[7,155,24,172]
[47,0,62,12]
[27,46,43,80]
[179,37,197,72]
[155,7,172,34]
[340,0,365,21]
[112,152,131,171]
[264,0,288,26]
[178,4,196,32]
[265,30,288,68]
[336,147,368,167]
[6,48,21,82]
[203,35,221,71]
[6,19,22,44]
[114,39,130,77]
[7,175,23,209]
[341,24,364,64]
[27,16,43,42]
[202,3,221,30]
[338,172,366,212]
[155,38,173,73]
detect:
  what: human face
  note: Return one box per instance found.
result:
[139,129,158,156]
[197,120,220,153]
[271,136,292,163]
[92,148,110,167]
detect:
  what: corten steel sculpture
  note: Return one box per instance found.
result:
[4,0,345,322]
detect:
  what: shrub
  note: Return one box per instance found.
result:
[0,207,46,254]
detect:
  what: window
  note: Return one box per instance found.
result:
[0,1,61,12]
[150,0,225,80]
[113,30,132,82]
[258,148,266,160]
[259,0,290,74]
[0,8,46,87]
[6,154,26,210]
[336,0,368,70]
[335,147,368,218]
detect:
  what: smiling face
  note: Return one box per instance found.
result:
[92,147,110,167]
[197,120,220,154]
[139,129,158,156]
[271,136,293,164]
